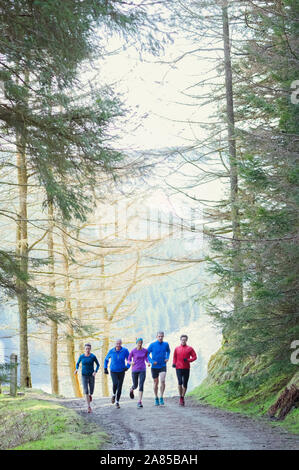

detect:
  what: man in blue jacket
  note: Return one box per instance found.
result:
[104,339,130,408]
[147,331,170,406]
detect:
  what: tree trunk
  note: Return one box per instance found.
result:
[100,253,110,397]
[66,325,82,398]
[47,200,59,395]
[16,126,31,388]
[62,230,82,397]
[75,231,84,355]
[268,384,299,420]
[222,1,243,312]
[101,334,110,397]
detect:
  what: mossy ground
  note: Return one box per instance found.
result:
[189,378,299,435]
[0,388,107,450]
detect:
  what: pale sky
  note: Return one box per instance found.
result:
[97,34,218,150]
[84,18,227,215]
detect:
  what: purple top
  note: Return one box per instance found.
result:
[128,347,149,372]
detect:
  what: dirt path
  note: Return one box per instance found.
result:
[59,396,299,450]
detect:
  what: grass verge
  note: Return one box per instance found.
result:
[0,388,108,450]
[189,380,299,435]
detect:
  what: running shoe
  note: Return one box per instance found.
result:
[182,397,185,406]
[129,387,134,399]
[155,397,160,406]
[159,397,165,406]
[137,401,143,408]
[115,402,120,409]
[87,407,92,413]
[111,395,116,404]
[89,395,92,402]
[179,397,184,406]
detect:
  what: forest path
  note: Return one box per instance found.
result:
[59,396,299,450]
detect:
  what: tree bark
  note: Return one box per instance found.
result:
[222,1,243,312]
[100,254,110,397]
[101,333,110,397]
[16,125,31,388]
[268,384,299,420]
[62,230,83,398]
[75,231,84,355]
[47,200,59,395]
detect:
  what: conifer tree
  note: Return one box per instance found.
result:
[0,0,166,387]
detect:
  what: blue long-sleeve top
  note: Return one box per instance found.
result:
[104,347,130,372]
[76,353,100,376]
[147,340,170,369]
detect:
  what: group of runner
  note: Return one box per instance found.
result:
[75,331,197,413]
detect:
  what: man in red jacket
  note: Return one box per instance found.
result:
[172,334,197,406]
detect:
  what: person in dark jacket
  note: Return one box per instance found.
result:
[75,343,100,413]
[104,339,130,408]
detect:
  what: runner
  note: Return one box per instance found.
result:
[147,331,170,406]
[75,343,99,413]
[128,338,150,408]
[104,339,130,409]
[172,334,197,406]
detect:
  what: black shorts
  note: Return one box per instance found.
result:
[176,369,190,388]
[151,366,166,379]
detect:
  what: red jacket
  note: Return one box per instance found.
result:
[173,345,197,369]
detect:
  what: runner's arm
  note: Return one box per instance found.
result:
[165,342,170,361]
[94,355,100,372]
[188,348,197,363]
[103,350,111,369]
[128,350,133,365]
[145,349,149,364]
[147,344,154,364]
[75,355,82,371]
[172,348,177,367]
[125,349,130,369]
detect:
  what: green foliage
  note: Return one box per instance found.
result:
[189,378,299,434]
[201,0,299,399]
[0,389,107,450]
[0,363,12,385]
[0,0,166,315]
[0,249,65,322]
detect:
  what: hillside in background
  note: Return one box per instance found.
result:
[0,233,221,397]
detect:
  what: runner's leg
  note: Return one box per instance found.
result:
[110,372,118,397]
[153,377,159,398]
[89,375,95,398]
[85,394,91,409]
[82,375,91,410]
[116,371,125,402]
[159,371,166,398]
[88,375,94,395]
[132,371,139,390]
[130,371,138,399]
[182,369,190,398]
[176,369,183,397]
[139,371,146,402]
[151,368,160,405]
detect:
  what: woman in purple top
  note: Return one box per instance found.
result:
[128,338,150,408]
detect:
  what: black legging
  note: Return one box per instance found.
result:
[176,368,190,389]
[132,371,146,392]
[110,371,125,401]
